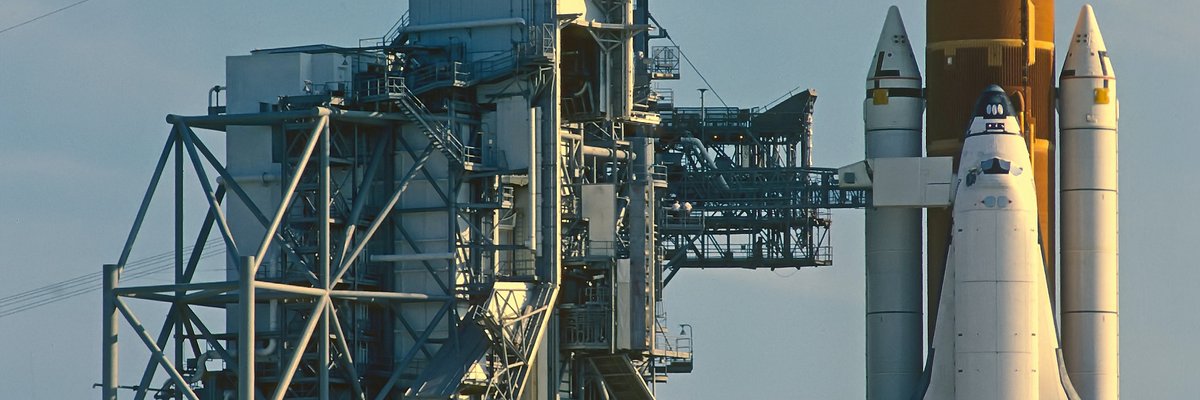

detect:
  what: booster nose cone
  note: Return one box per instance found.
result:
[972,85,1017,119]
[867,6,921,88]
[1063,5,1113,78]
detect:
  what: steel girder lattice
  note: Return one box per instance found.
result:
[101,106,555,399]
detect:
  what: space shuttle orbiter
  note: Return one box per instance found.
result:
[918,85,1080,400]
[857,5,1119,399]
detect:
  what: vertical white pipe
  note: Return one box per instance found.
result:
[1060,6,1119,399]
[319,122,331,400]
[239,256,256,400]
[864,7,924,399]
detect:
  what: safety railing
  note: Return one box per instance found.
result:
[499,258,536,277]
[560,305,611,350]
[355,75,406,101]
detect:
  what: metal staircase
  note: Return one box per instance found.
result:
[392,84,473,167]
[587,355,655,400]
[476,282,559,400]
[383,10,411,47]
[403,282,559,399]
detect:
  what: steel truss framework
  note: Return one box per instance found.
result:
[101,106,556,400]
[99,1,713,398]
[654,94,869,285]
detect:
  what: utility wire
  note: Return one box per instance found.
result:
[0,0,95,36]
[759,84,807,111]
[0,250,226,318]
[0,240,226,319]
[0,239,218,304]
[0,251,226,319]
[0,243,220,313]
[664,34,729,107]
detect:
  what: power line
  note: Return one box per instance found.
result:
[0,250,226,318]
[0,240,227,319]
[0,251,225,318]
[0,0,95,36]
[759,85,808,111]
[0,239,218,304]
[0,244,221,314]
[664,34,729,108]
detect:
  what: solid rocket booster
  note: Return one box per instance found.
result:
[1059,5,1119,399]
[863,6,924,400]
[921,86,1076,400]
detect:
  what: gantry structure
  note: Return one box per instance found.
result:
[652,90,868,285]
[100,1,864,399]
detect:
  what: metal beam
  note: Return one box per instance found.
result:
[132,305,178,400]
[254,281,328,297]
[115,299,200,400]
[190,129,310,267]
[178,121,241,258]
[117,132,176,267]
[329,290,451,303]
[181,306,234,367]
[329,306,366,399]
[167,108,327,131]
[375,301,452,400]
[114,281,238,297]
[369,252,457,262]
[332,143,436,284]
[239,256,256,400]
[270,296,329,400]
[253,116,328,273]
[319,120,332,400]
[101,264,119,400]
[334,133,392,273]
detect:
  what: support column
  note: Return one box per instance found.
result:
[102,264,120,400]
[239,255,256,400]
[318,120,332,400]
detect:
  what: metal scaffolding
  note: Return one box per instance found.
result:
[97,1,863,398]
[654,90,868,285]
[102,101,559,399]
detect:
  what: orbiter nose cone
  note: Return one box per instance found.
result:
[867,6,921,85]
[972,85,1017,119]
[1062,4,1113,78]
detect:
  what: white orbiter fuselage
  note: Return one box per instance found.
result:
[921,86,1078,400]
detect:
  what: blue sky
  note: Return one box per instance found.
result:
[0,1,1191,398]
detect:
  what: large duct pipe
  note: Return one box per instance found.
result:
[560,131,636,160]
[678,136,729,190]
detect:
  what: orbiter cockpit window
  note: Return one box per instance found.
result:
[980,158,1011,174]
